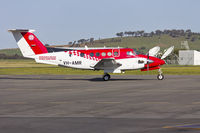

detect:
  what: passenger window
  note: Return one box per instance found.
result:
[102,52,106,56]
[80,53,84,57]
[90,53,94,57]
[107,52,112,56]
[96,52,100,57]
[114,52,119,56]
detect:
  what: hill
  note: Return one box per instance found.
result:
[1,33,200,57]
[91,35,200,50]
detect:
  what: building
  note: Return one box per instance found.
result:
[179,50,200,65]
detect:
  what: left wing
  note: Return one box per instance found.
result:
[92,58,122,70]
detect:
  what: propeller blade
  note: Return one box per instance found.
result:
[148,46,160,57]
[147,53,149,71]
[161,46,174,59]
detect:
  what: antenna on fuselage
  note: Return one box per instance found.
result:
[85,45,88,50]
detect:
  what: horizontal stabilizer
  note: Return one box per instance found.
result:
[8,29,35,33]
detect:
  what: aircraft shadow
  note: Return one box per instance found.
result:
[89,78,155,82]
[0,77,155,82]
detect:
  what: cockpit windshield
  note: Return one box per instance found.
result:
[127,51,136,56]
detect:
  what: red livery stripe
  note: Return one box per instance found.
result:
[21,32,48,55]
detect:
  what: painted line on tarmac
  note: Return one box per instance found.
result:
[3,88,47,91]
[2,88,76,91]
[49,101,72,104]
[143,102,170,104]
[192,102,200,104]
[96,101,122,104]
[2,102,27,105]
[85,89,102,91]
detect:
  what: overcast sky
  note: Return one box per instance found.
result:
[1,0,200,49]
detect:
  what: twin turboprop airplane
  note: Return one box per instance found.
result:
[8,29,174,81]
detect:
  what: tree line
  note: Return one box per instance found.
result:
[116,29,200,40]
[68,38,94,47]
[66,29,200,47]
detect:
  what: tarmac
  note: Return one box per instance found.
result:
[0,75,200,133]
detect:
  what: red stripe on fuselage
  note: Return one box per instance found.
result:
[21,32,48,55]
[66,48,137,60]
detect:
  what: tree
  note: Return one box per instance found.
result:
[155,30,162,35]
[116,32,124,37]
[124,31,129,36]
[139,30,144,36]
[150,31,154,36]
[186,29,191,33]
[89,38,94,43]
[191,37,196,42]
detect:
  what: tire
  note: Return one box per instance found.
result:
[103,74,110,81]
[157,74,164,80]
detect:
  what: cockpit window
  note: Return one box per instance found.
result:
[127,51,134,56]
[114,52,119,56]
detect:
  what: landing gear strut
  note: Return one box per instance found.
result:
[157,68,164,80]
[103,73,111,81]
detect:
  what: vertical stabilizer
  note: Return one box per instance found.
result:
[8,29,48,58]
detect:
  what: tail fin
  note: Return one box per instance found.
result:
[8,29,48,58]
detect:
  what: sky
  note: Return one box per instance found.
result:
[0,0,200,49]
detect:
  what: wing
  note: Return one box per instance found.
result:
[92,58,122,70]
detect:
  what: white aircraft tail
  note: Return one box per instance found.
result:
[8,29,48,58]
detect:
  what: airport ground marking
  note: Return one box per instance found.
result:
[143,102,170,104]
[2,102,27,105]
[192,102,200,104]
[49,101,72,104]
[96,101,122,104]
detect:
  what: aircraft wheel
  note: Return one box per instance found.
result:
[103,74,110,81]
[157,74,164,80]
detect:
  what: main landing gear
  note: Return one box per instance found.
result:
[103,73,111,81]
[157,68,164,80]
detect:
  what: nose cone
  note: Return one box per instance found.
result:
[158,58,165,65]
[147,57,165,68]
[153,58,165,66]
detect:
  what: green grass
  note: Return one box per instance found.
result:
[0,59,200,75]
[0,48,22,56]
[0,59,53,68]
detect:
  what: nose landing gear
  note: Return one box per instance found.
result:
[157,68,164,80]
[103,73,111,81]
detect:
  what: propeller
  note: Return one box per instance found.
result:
[146,46,160,71]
